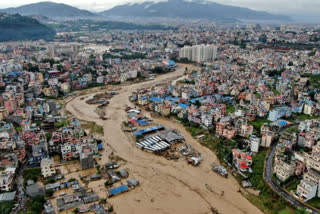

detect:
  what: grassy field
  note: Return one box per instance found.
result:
[308,198,320,209]
[0,202,14,214]
[226,104,235,114]
[249,118,271,131]
[294,113,320,121]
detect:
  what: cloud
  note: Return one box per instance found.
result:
[0,0,319,15]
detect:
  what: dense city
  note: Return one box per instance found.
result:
[0,1,320,214]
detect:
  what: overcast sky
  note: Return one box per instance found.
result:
[0,0,319,15]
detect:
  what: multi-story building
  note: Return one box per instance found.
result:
[274,159,295,182]
[261,132,274,147]
[0,167,15,191]
[61,143,73,160]
[268,106,292,121]
[250,135,260,153]
[179,44,217,63]
[41,158,56,178]
[232,149,252,172]
[201,113,213,128]
[296,179,318,201]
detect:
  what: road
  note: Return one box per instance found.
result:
[13,162,27,214]
[264,126,320,214]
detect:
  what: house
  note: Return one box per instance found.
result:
[201,113,213,128]
[232,149,252,172]
[41,158,56,178]
[222,126,236,140]
[0,191,16,203]
[92,203,108,214]
[304,104,315,116]
[56,192,84,212]
[296,179,318,202]
[268,106,292,122]
[240,124,253,138]
[0,167,15,191]
[26,180,45,197]
[61,143,73,160]
[274,159,295,182]
[28,141,49,167]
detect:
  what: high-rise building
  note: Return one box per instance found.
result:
[179,44,217,63]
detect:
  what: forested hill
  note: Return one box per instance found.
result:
[0,13,56,42]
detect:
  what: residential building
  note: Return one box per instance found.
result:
[41,158,56,178]
[274,159,295,182]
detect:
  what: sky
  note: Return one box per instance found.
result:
[0,0,319,16]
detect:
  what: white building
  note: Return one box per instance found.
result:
[201,113,213,128]
[296,179,318,201]
[250,135,260,153]
[41,158,56,178]
[179,44,217,63]
[61,143,73,160]
[0,167,15,191]
[274,159,295,182]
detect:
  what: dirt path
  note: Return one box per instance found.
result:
[65,64,262,214]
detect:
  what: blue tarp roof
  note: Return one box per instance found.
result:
[165,96,179,102]
[134,125,164,136]
[278,121,288,126]
[137,120,149,126]
[149,97,163,103]
[109,185,129,195]
[8,72,21,76]
[178,103,189,109]
[190,97,205,103]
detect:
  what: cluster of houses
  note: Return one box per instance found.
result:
[272,119,320,202]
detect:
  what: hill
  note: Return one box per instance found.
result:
[0,1,95,18]
[0,13,56,42]
[100,0,290,22]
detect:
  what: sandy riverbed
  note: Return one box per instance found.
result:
[65,64,262,214]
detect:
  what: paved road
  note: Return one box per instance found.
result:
[264,126,320,214]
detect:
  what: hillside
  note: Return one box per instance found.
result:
[0,1,95,18]
[0,13,56,42]
[100,0,290,22]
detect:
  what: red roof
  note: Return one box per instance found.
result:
[240,164,249,169]
[83,149,91,153]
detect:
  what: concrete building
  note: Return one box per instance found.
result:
[250,135,260,153]
[41,158,56,178]
[274,159,295,182]
[179,44,217,63]
[80,152,94,170]
[0,168,15,191]
[261,132,274,147]
[296,179,318,201]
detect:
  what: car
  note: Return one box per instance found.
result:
[105,162,119,169]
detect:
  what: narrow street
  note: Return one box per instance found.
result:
[13,162,27,214]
